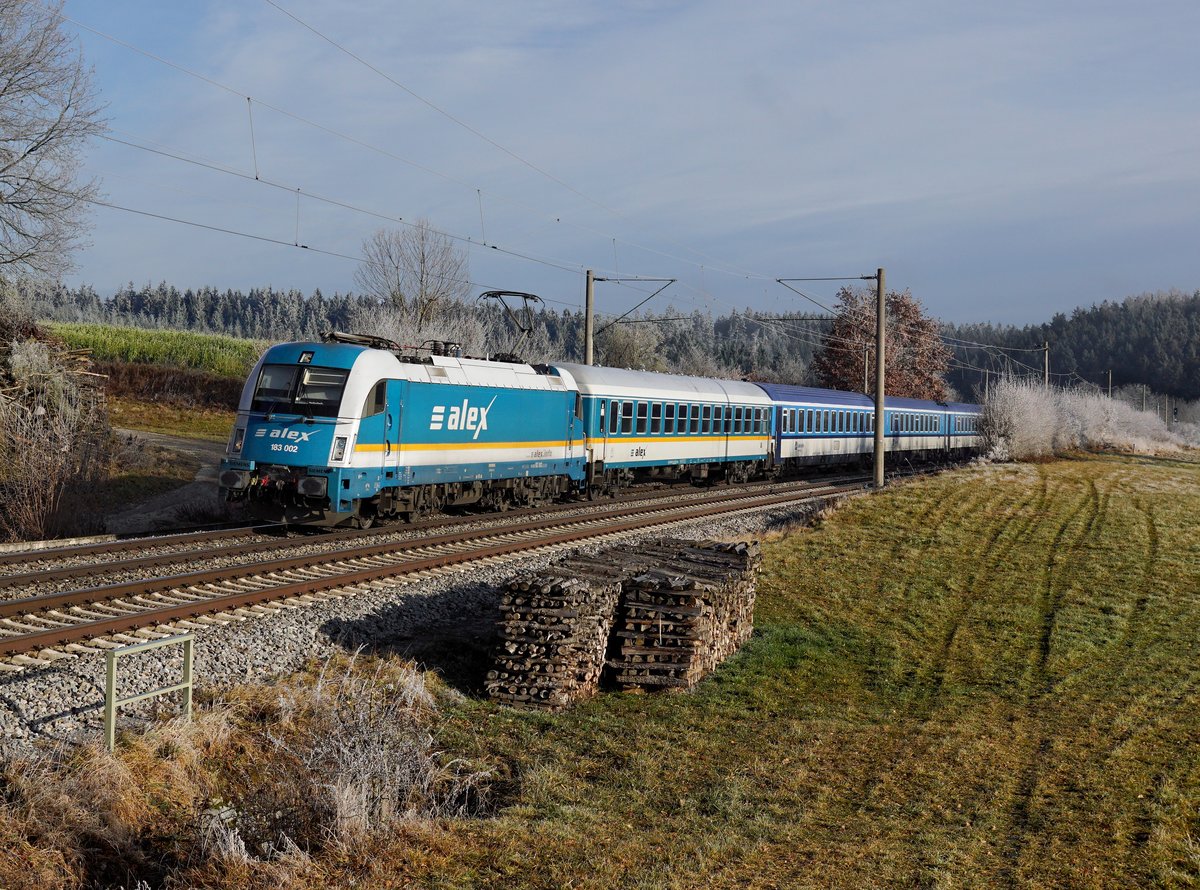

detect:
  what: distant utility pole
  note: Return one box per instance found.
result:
[872,267,886,490]
[1142,384,1147,412]
[862,344,869,394]
[584,269,595,365]
[1108,369,1112,398]
[1043,342,1049,389]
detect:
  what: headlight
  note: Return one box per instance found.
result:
[231,427,246,453]
[332,436,348,461]
[297,476,328,497]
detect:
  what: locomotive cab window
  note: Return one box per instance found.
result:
[251,363,349,418]
[362,380,387,417]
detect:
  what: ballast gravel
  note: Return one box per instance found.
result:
[0,499,834,757]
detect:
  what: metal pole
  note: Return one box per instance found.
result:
[1043,342,1049,389]
[584,269,595,365]
[105,650,117,752]
[873,267,886,489]
[1108,369,1112,398]
[863,344,868,394]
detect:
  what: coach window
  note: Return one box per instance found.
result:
[621,401,634,434]
[609,401,619,435]
[636,402,648,434]
[699,405,710,434]
[650,402,662,434]
[664,403,675,434]
[735,406,744,434]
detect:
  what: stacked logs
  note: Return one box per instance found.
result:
[484,569,623,709]
[608,540,759,690]
[486,539,760,709]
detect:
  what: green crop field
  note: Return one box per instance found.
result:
[46,322,264,378]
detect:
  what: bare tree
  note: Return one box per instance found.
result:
[353,220,470,334]
[0,0,106,279]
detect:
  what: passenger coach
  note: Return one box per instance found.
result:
[551,363,775,490]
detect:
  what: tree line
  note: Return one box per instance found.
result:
[943,289,1200,401]
[12,279,1200,402]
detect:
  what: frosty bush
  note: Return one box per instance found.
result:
[982,378,1191,461]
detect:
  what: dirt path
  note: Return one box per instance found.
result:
[104,429,230,534]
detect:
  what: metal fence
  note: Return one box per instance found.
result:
[104,633,194,751]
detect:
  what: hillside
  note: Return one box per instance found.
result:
[944,289,1200,401]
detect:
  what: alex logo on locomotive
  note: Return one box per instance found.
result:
[253,428,317,443]
[429,396,497,440]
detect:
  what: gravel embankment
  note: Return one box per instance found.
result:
[0,500,830,755]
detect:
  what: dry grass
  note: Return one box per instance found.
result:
[108,396,235,442]
[0,654,495,889]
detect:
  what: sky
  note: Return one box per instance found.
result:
[54,0,1200,325]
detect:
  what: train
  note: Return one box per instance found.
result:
[218,331,982,526]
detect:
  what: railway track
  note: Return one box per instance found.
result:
[0,477,864,671]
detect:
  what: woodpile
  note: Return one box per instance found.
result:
[484,571,622,709]
[608,540,759,690]
[485,539,760,710]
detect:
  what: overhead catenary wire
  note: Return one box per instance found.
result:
[261,0,768,281]
[86,197,583,307]
[47,2,771,287]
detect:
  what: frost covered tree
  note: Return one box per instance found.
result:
[811,286,952,400]
[353,220,470,334]
[0,0,105,278]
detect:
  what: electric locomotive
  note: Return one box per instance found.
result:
[219,333,586,526]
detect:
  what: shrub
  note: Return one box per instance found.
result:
[982,377,1195,460]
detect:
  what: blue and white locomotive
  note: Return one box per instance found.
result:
[219,332,982,526]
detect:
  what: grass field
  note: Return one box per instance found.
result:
[46,322,263,378]
[355,452,1200,889]
[108,396,235,442]
[7,453,1199,888]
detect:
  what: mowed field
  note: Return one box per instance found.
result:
[371,453,1200,890]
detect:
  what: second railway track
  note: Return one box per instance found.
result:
[0,477,865,670]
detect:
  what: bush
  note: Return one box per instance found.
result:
[0,654,495,889]
[982,378,1196,460]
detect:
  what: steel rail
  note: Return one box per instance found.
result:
[0,474,869,590]
[0,483,861,658]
